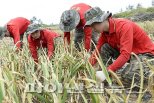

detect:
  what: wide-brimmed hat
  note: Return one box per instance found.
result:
[85,7,112,26]
[59,9,80,32]
[27,23,42,34]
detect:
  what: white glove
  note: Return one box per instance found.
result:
[96,71,106,82]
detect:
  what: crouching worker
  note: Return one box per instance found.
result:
[85,7,154,102]
[27,24,60,63]
[85,7,154,89]
[59,3,98,52]
[0,17,30,50]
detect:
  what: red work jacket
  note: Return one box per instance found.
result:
[89,18,154,71]
[28,29,60,62]
[64,3,92,51]
[7,17,30,49]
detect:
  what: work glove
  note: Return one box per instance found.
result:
[96,71,106,82]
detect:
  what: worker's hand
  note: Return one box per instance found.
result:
[47,54,53,62]
[85,52,91,58]
[15,49,19,54]
[14,47,22,54]
[96,71,106,82]
[34,62,39,71]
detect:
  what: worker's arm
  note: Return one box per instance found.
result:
[89,33,106,66]
[28,36,38,63]
[84,26,92,51]
[108,23,133,71]
[8,25,21,49]
[47,34,54,60]
[64,32,71,45]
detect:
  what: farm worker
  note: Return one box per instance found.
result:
[85,7,154,85]
[0,17,30,49]
[27,24,60,63]
[59,3,98,51]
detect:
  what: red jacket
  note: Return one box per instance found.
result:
[64,3,92,51]
[28,29,60,62]
[7,17,30,49]
[89,18,154,71]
